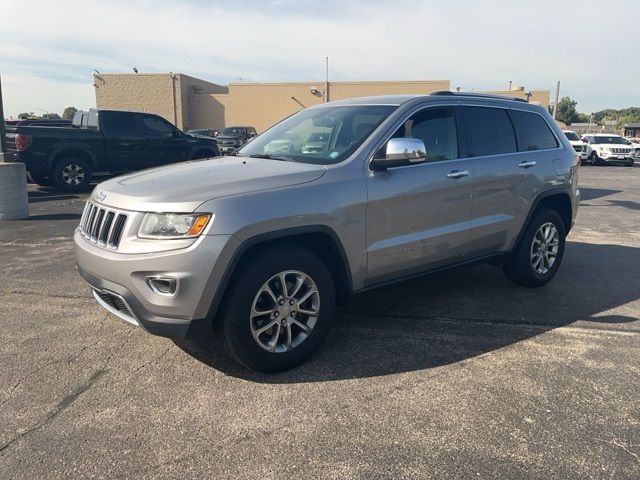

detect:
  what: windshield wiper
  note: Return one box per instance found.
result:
[248,154,293,162]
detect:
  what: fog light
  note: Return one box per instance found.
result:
[146,276,178,296]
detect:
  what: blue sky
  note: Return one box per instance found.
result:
[1,0,638,117]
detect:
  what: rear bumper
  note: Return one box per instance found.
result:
[75,230,241,340]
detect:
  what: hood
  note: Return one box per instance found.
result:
[568,140,586,146]
[93,156,327,212]
[216,134,243,140]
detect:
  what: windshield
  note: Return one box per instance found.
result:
[593,136,628,145]
[564,131,581,141]
[221,127,247,135]
[237,105,396,165]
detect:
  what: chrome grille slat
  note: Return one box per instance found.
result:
[79,200,128,250]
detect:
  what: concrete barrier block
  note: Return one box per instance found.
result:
[0,163,29,220]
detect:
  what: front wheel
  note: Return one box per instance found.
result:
[625,159,635,167]
[590,151,604,166]
[52,157,92,192]
[217,244,335,372]
[503,208,566,287]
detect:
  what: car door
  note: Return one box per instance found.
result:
[462,105,558,257]
[365,105,474,284]
[103,111,152,171]
[136,114,191,165]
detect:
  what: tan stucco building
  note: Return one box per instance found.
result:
[94,73,549,133]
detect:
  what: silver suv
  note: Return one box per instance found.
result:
[75,92,581,372]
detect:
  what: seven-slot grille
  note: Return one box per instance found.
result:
[79,201,128,249]
[611,147,632,154]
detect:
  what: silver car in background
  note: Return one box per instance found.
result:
[75,92,580,372]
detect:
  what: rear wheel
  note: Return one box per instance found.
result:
[503,208,566,287]
[52,157,92,192]
[217,244,335,372]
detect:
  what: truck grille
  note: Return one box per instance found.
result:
[611,147,631,154]
[79,201,128,249]
[572,145,583,153]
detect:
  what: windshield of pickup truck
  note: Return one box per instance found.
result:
[237,105,396,164]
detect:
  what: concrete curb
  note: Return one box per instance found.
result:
[0,162,29,220]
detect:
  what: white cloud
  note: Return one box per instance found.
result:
[1,0,638,116]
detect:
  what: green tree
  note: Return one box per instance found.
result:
[62,106,78,120]
[555,97,579,125]
[17,112,36,120]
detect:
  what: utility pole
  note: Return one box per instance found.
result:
[508,80,512,91]
[325,57,329,103]
[552,80,560,120]
[0,75,7,160]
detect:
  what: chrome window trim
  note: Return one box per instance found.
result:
[366,101,566,172]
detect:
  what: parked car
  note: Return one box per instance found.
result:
[582,134,635,166]
[624,137,640,158]
[186,129,218,138]
[75,92,580,372]
[215,126,257,154]
[563,130,588,164]
[11,109,220,191]
[301,132,330,153]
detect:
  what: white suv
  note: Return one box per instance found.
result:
[582,134,635,167]
[563,130,587,164]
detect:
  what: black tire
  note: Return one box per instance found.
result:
[52,157,92,192]
[590,151,604,166]
[28,171,52,186]
[503,208,566,288]
[625,159,634,167]
[217,244,335,372]
[580,158,587,166]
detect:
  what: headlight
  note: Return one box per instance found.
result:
[138,213,212,239]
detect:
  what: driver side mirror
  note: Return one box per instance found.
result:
[370,137,427,171]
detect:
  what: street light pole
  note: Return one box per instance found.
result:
[552,80,560,120]
[0,74,7,160]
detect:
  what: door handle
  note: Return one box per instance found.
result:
[518,160,537,168]
[446,170,470,179]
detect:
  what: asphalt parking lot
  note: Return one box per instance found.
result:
[1,165,639,479]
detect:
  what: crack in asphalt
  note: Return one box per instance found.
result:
[0,369,107,455]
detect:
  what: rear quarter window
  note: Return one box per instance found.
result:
[509,110,558,151]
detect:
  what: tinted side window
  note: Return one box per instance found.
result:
[80,114,89,128]
[383,107,458,162]
[103,112,137,135]
[136,115,173,137]
[463,107,517,157]
[509,110,558,151]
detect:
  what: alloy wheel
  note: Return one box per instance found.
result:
[61,164,85,186]
[530,222,559,275]
[250,270,320,353]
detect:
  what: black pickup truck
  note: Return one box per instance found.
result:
[11,109,220,191]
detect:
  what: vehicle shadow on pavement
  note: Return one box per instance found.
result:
[180,241,640,383]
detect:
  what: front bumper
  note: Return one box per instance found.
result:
[75,230,240,340]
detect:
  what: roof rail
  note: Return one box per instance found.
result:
[430,91,529,103]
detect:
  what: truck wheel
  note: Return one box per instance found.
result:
[28,172,52,187]
[503,208,566,288]
[625,159,634,167]
[217,244,335,372]
[52,157,92,192]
